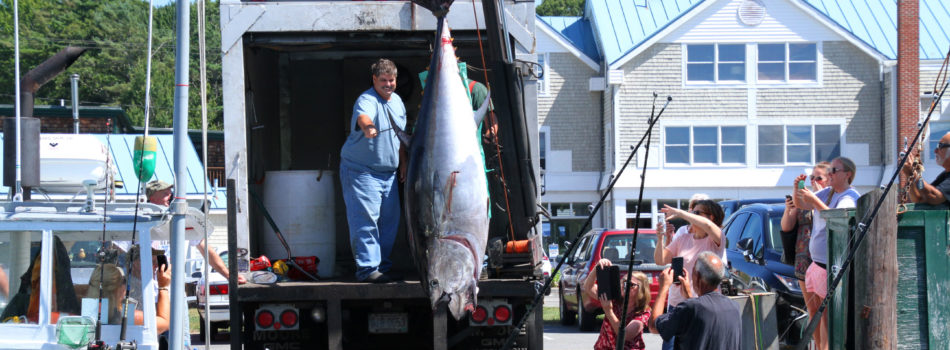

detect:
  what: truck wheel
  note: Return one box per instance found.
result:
[559,288,576,325]
[577,297,598,332]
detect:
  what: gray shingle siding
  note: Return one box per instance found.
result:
[538,53,604,171]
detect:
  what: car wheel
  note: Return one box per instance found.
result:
[559,287,576,325]
[210,321,220,340]
[577,291,597,332]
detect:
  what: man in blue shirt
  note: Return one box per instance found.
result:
[340,58,407,283]
[649,251,741,349]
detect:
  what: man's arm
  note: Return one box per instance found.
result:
[648,268,673,333]
[196,240,246,284]
[907,180,949,205]
[356,114,378,138]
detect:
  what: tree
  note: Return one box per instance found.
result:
[0,0,223,130]
[536,0,585,17]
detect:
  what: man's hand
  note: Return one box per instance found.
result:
[363,125,379,138]
[902,149,920,176]
[157,263,171,288]
[658,267,674,289]
[678,269,695,299]
[237,274,247,284]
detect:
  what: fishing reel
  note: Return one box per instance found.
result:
[97,246,119,264]
[113,340,136,350]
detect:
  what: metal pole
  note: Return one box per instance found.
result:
[13,0,22,201]
[144,0,155,137]
[169,0,191,348]
[70,74,79,134]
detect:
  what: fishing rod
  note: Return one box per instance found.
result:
[502,93,672,350]
[89,120,114,350]
[795,65,950,350]
[614,93,662,350]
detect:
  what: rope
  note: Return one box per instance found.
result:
[198,0,213,347]
[472,0,516,242]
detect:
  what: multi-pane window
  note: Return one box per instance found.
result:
[665,126,746,164]
[757,125,840,165]
[686,44,746,82]
[758,43,818,82]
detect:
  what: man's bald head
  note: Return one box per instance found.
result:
[694,251,727,291]
[937,132,950,171]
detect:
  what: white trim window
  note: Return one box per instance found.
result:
[757,124,840,165]
[685,44,746,83]
[537,53,549,96]
[757,43,818,82]
[664,126,746,165]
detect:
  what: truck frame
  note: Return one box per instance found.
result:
[220,0,543,349]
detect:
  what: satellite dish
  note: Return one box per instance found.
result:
[738,0,766,26]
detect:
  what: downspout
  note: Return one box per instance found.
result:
[70,74,80,134]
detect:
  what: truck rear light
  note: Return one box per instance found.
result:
[493,305,511,323]
[470,305,488,324]
[210,284,228,295]
[280,310,298,328]
[256,310,274,328]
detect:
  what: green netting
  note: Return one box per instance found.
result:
[56,316,95,349]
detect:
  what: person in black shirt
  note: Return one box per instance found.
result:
[649,251,740,349]
[903,132,950,205]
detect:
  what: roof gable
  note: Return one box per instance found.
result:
[587,0,705,66]
[537,16,602,68]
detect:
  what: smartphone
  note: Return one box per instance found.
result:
[156,254,168,271]
[596,265,621,300]
[785,194,792,201]
[671,257,684,284]
[656,213,666,233]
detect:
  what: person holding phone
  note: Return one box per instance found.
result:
[582,259,651,350]
[654,199,725,350]
[649,252,741,349]
[794,157,859,350]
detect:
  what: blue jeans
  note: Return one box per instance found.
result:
[340,162,400,281]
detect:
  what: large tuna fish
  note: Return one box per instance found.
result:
[404,19,491,320]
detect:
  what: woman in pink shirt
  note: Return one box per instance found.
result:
[653,199,725,307]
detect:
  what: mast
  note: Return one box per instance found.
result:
[169,0,191,348]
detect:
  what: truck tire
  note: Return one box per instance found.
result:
[577,296,598,332]
[559,288,576,325]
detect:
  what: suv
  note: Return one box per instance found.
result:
[557,229,661,331]
[719,198,787,222]
[722,203,807,345]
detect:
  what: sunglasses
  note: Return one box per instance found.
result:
[830,167,848,174]
[809,175,824,182]
[691,210,708,216]
[937,142,950,150]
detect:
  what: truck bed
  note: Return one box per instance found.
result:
[237,278,541,301]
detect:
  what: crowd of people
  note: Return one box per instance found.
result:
[578,155,869,350]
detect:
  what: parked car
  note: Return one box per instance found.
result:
[719,198,786,222]
[721,203,808,346]
[195,249,230,339]
[557,229,662,331]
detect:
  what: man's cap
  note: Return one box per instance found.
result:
[146,180,173,197]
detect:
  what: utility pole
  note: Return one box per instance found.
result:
[854,189,897,349]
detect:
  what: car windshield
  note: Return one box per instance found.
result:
[600,234,658,265]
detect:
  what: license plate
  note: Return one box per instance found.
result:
[368,313,408,334]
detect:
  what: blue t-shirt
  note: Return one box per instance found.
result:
[340,88,407,173]
[809,187,860,264]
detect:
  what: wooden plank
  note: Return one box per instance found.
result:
[327,298,343,350]
[823,207,853,349]
[923,210,950,349]
[895,221,927,350]
[433,303,447,350]
[854,189,897,350]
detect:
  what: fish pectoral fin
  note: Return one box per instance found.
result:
[473,92,491,126]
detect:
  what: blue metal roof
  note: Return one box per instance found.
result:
[586,0,950,66]
[803,0,950,60]
[538,16,602,63]
[587,0,704,66]
[0,134,225,209]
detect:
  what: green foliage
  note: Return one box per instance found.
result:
[536,0,585,17]
[0,0,223,130]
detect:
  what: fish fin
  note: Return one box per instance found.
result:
[384,109,412,147]
[473,92,491,126]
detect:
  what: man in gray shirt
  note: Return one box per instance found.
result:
[903,132,950,205]
[649,251,740,350]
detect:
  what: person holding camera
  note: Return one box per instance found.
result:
[582,259,651,350]
[649,251,740,349]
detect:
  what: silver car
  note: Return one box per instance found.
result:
[195,250,230,339]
